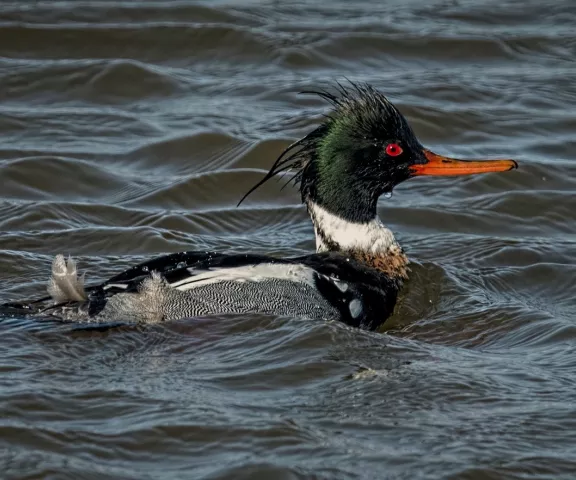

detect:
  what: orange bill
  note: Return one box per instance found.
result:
[410,149,518,176]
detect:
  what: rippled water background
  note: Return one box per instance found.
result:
[1,1,575,478]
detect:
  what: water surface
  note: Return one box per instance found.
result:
[1,1,576,479]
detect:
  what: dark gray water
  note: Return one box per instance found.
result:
[1,1,576,478]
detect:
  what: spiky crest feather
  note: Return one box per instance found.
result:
[237,82,407,206]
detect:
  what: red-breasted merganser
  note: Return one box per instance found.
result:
[2,83,517,330]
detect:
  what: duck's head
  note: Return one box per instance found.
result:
[239,82,518,224]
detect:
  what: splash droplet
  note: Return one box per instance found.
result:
[383,191,393,199]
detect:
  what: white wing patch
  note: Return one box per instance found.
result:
[170,263,318,291]
[103,283,130,291]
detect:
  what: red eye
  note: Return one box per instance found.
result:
[385,143,403,157]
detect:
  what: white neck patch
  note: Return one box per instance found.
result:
[307,202,398,254]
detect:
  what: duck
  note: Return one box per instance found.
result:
[1,83,517,330]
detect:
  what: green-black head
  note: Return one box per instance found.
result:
[239,82,517,223]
